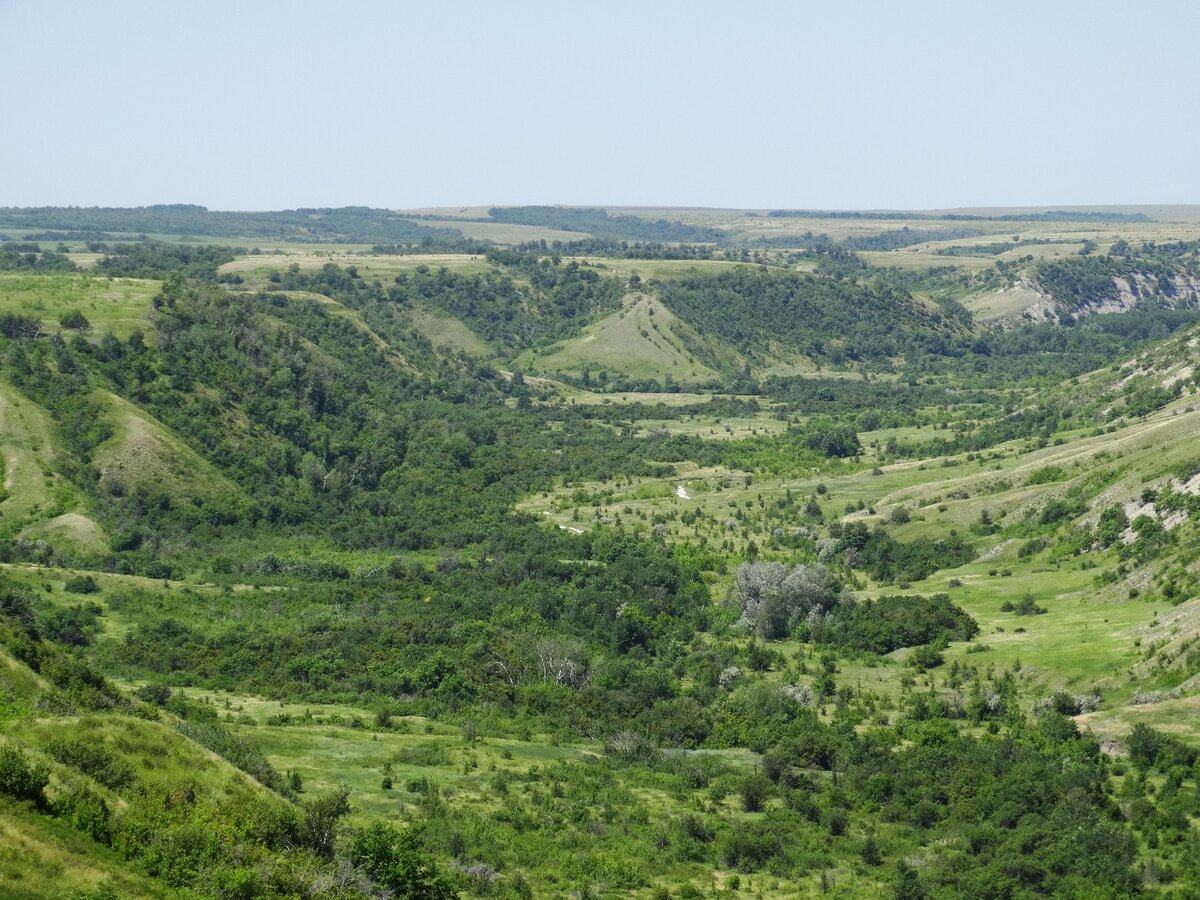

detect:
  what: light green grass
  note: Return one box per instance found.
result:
[567,257,751,282]
[92,391,246,506]
[0,381,102,551]
[515,294,723,383]
[406,303,494,357]
[0,798,174,899]
[409,218,585,244]
[0,274,159,339]
[634,414,789,441]
[219,252,493,286]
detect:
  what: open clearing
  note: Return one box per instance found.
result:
[0,273,159,339]
[515,293,723,383]
[218,252,493,286]
[92,392,245,506]
[406,302,494,357]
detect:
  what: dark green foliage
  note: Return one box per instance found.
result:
[1127,723,1198,771]
[298,785,351,859]
[63,574,98,594]
[0,243,77,272]
[347,821,456,899]
[39,602,104,647]
[811,594,978,654]
[487,206,726,242]
[173,711,288,794]
[739,773,772,812]
[0,312,45,339]
[906,644,944,670]
[0,205,459,244]
[384,258,624,355]
[46,738,135,790]
[658,268,960,370]
[58,310,91,333]
[850,528,974,583]
[999,592,1046,616]
[134,683,172,706]
[54,783,113,845]
[0,742,48,805]
[95,243,239,279]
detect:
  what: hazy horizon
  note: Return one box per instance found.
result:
[3,0,1198,210]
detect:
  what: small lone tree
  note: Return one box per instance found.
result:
[59,310,90,334]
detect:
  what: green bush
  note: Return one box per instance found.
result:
[63,575,99,594]
[47,737,136,790]
[54,782,112,844]
[0,742,48,805]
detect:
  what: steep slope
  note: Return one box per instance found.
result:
[92,392,247,508]
[265,290,417,372]
[0,381,104,553]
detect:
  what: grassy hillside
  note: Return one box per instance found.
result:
[514,293,727,385]
[0,381,102,553]
[0,274,159,340]
[92,391,248,509]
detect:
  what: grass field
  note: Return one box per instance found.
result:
[410,218,585,244]
[219,252,494,287]
[0,274,159,339]
[567,257,753,282]
[633,413,789,441]
[156,687,844,898]
[957,282,1045,320]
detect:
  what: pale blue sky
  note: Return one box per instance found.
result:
[2,0,1198,210]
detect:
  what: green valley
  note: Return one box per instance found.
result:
[3,206,1200,899]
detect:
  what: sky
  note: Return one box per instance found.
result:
[2,0,1199,211]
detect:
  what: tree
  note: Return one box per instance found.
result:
[59,310,91,334]
[861,834,883,865]
[0,743,48,806]
[740,773,772,812]
[735,562,841,640]
[347,821,456,899]
[893,861,927,900]
[298,785,351,859]
[1126,723,1162,770]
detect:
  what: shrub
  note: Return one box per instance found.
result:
[999,592,1046,616]
[907,644,945,670]
[740,773,772,812]
[812,593,977,654]
[63,575,98,594]
[0,742,48,805]
[346,821,456,898]
[135,684,172,706]
[47,737,135,790]
[55,783,112,844]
